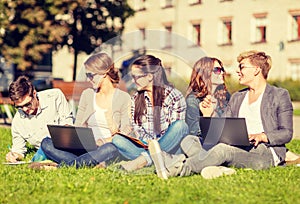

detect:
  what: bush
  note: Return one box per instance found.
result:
[224,77,245,95]
[225,77,300,101]
[269,79,300,101]
[0,104,16,118]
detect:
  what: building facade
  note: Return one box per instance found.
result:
[115,0,300,81]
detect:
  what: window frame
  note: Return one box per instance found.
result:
[218,17,233,46]
[288,10,300,42]
[251,13,268,44]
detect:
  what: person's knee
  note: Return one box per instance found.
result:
[172,120,189,134]
[211,143,231,157]
[102,143,118,153]
[41,137,52,151]
[181,135,200,149]
[112,135,127,149]
[180,135,202,157]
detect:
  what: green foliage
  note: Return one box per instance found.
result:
[168,75,189,96]
[0,0,69,70]
[0,104,17,118]
[269,79,300,101]
[224,77,300,102]
[224,76,246,95]
[294,109,300,116]
[0,0,134,75]
[1,127,300,203]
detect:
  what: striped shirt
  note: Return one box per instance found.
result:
[131,86,186,141]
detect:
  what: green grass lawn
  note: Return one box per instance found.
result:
[294,109,300,116]
[1,127,300,204]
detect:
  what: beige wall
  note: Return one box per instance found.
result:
[52,0,300,82]
[120,0,300,81]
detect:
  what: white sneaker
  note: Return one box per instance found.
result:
[149,140,186,179]
[201,166,236,179]
[120,155,147,172]
[148,140,168,179]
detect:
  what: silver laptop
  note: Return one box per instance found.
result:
[47,125,97,154]
[200,117,251,150]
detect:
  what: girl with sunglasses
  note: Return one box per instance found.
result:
[112,54,188,171]
[40,52,131,168]
[184,56,299,165]
[185,56,230,142]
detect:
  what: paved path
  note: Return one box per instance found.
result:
[293,116,300,140]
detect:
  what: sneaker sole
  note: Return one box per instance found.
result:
[201,166,236,179]
[286,157,300,166]
[149,140,168,179]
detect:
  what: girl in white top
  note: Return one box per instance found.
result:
[41,52,132,168]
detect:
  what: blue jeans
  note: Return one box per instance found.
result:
[180,135,275,176]
[31,147,48,162]
[41,137,120,168]
[112,120,189,165]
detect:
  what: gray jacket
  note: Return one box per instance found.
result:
[224,84,293,163]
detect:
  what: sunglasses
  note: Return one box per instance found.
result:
[131,73,148,81]
[86,72,98,81]
[238,64,256,71]
[86,72,106,81]
[15,96,35,110]
[213,67,225,75]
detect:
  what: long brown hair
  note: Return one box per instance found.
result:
[132,55,171,135]
[186,56,228,109]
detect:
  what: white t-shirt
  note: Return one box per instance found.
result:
[87,99,112,141]
[239,91,280,166]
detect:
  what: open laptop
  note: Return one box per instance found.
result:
[47,125,98,154]
[200,117,251,150]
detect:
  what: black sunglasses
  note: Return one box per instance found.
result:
[213,67,225,75]
[86,72,98,81]
[15,96,35,110]
[238,64,256,71]
[131,73,148,81]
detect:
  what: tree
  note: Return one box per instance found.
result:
[61,0,134,80]
[0,0,69,71]
[0,0,134,80]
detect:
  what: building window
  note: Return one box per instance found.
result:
[189,24,201,46]
[289,59,300,81]
[139,28,146,41]
[161,0,174,8]
[251,14,267,44]
[161,25,172,48]
[188,0,201,5]
[288,11,300,41]
[134,0,146,11]
[218,18,232,45]
[133,28,146,49]
[291,15,300,40]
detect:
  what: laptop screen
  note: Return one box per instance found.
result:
[47,125,98,154]
[200,117,251,148]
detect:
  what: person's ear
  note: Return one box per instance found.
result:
[254,67,261,76]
